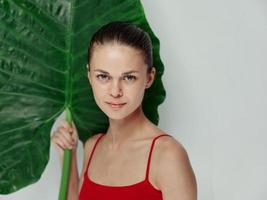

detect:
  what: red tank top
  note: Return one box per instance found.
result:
[79,133,172,200]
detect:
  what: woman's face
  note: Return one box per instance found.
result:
[87,43,155,120]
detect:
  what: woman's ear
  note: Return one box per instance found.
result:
[146,67,156,89]
[86,64,91,85]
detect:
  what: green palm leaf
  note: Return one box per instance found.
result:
[0,0,166,195]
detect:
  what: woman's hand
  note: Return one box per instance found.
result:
[51,119,78,158]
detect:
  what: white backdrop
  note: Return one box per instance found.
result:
[1,0,267,199]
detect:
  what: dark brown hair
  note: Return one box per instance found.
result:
[87,21,153,73]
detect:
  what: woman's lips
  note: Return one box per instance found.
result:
[106,102,126,108]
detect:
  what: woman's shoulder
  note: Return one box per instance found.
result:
[83,133,104,152]
[149,126,185,154]
[150,129,195,188]
[153,132,197,198]
[151,128,189,167]
[154,132,186,156]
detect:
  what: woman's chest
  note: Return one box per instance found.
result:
[87,142,158,187]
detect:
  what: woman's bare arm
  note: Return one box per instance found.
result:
[157,137,197,200]
[51,118,102,200]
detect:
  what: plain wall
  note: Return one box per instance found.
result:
[1,0,267,199]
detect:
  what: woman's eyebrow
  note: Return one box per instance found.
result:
[93,69,139,75]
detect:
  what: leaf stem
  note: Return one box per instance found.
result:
[58,107,72,200]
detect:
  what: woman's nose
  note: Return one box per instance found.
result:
[110,81,123,97]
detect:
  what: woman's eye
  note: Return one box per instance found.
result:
[124,75,136,81]
[96,74,136,82]
[96,74,109,80]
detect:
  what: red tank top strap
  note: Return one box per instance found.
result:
[84,133,105,174]
[145,134,172,180]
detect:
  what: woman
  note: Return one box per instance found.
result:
[51,21,197,200]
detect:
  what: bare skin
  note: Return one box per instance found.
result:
[51,43,197,200]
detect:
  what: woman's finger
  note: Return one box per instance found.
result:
[60,120,78,139]
[58,127,73,142]
[60,120,72,131]
[53,130,73,149]
[53,137,65,150]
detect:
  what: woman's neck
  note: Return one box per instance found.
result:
[105,106,151,150]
